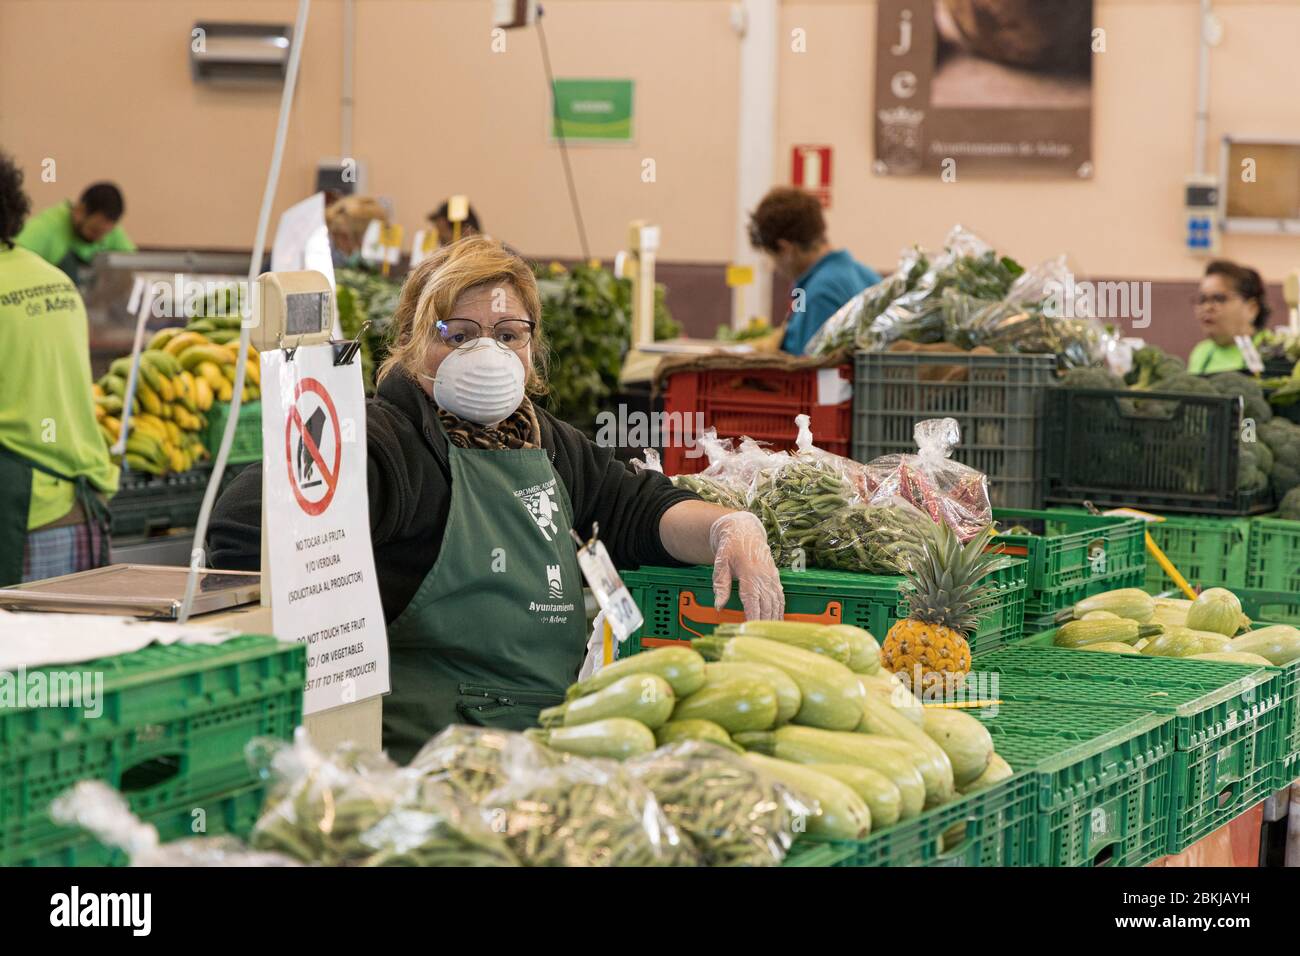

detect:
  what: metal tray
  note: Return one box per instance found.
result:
[0,564,260,619]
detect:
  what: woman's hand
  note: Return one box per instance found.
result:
[708,511,785,620]
[658,501,785,620]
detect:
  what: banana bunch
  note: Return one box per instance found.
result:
[94,323,263,476]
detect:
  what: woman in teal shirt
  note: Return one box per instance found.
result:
[1188,259,1270,374]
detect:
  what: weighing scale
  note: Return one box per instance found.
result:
[0,270,383,753]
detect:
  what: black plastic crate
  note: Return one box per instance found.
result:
[852,352,1055,509]
[1044,387,1274,516]
[109,465,215,536]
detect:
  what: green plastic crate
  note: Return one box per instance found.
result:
[1144,514,1251,594]
[13,784,266,867]
[782,839,856,867]
[792,771,1038,867]
[618,562,1027,661]
[205,400,262,465]
[973,700,1173,867]
[0,635,303,865]
[973,648,1283,852]
[1245,518,1300,624]
[993,508,1147,637]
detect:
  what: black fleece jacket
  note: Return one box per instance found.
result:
[207,370,696,624]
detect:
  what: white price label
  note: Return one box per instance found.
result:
[574,536,643,642]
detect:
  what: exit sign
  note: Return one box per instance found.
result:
[792,145,832,207]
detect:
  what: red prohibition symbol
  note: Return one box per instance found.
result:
[285,377,343,516]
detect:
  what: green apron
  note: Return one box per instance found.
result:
[382,418,589,765]
[0,444,112,586]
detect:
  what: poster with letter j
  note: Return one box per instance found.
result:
[874,0,1094,177]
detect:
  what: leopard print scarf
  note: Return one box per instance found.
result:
[435,397,541,450]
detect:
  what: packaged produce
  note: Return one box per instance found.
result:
[247,732,518,866]
[797,500,934,575]
[627,741,809,866]
[481,757,696,866]
[49,780,302,867]
[407,726,563,804]
[862,418,992,541]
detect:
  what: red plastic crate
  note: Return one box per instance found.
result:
[660,365,852,476]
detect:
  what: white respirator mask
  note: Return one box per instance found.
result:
[423,339,527,425]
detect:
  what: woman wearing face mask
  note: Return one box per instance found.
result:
[209,237,784,762]
[1188,259,1272,375]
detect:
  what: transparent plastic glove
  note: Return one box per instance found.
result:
[709,511,785,620]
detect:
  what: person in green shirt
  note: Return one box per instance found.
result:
[16,181,135,278]
[1188,259,1271,375]
[0,153,119,585]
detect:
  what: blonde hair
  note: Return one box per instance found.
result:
[327,195,389,249]
[377,236,547,392]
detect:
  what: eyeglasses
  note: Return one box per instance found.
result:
[1192,292,1242,308]
[435,318,535,351]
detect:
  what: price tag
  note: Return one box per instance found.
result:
[572,528,643,642]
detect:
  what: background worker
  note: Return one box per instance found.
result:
[429,199,482,246]
[16,180,135,277]
[0,153,118,585]
[1188,259,1272,374]
[748,187,880,355]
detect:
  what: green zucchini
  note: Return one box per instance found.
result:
[796,762,901,827]
[671,677,779,733]
[1228,625,1300,665]
[1077,641,1141,654]
[743,753,871,839]
[920,707,993,789]
[858,672,924,727]
[654,719,743,752]
[858,694,956,808]
[957,752,1014,796]
[713,621,852,666]
[693,635,866,731]
[539,673,674,729]
[733,725,926,820]
[525,718,655,760]
[705,662,801,725]
[1141,628,1232,658]
[1188,651,1275,666]
[821,624,881,674]
[564,646,706,701]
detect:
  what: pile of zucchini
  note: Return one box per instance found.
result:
[1051,587,1300,665]
[527,621,1017,849]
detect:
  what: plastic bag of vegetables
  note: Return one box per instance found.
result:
[798,500,933,574]
[246,731,519,866]
[748,414,863,563]
[480,757,697,867]
[805,245,930,357]
[49,780,304,867]
[407,725,565,805]
[625,741,811,866]
[861,418,992,542]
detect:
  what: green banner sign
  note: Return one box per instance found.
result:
[551,79,634,143]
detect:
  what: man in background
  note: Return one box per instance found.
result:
[17,181,135,276]
[748,187,880,354]
[428,199,482,246]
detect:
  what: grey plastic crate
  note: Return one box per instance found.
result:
[852,352,1055,509]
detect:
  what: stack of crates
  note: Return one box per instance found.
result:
[0,635,303,866]
[976,645,1284,854]
[853,352,1055,508]
[1144,514,1251,595]
[1245,516,1300,625]
[991,508,1147,636]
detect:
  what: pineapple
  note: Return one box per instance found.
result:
[881,522,1013,696]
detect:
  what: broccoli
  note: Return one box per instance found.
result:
[1207,372,1273,424]
[1251,439,1275,475]
[1125,346,1186,388]
[1060,366,1125,390]
[1154,373,1221,396]
[1239,463,1269,492]
[1279,486,1300,521]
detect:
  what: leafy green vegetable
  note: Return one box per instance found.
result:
[1124,346,1186,389]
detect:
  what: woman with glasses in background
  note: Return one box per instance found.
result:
[207,236,783,762]
[1188,259,1272,374]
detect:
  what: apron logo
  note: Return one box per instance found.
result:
[514,480,561,542]
[546,564,563,599]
